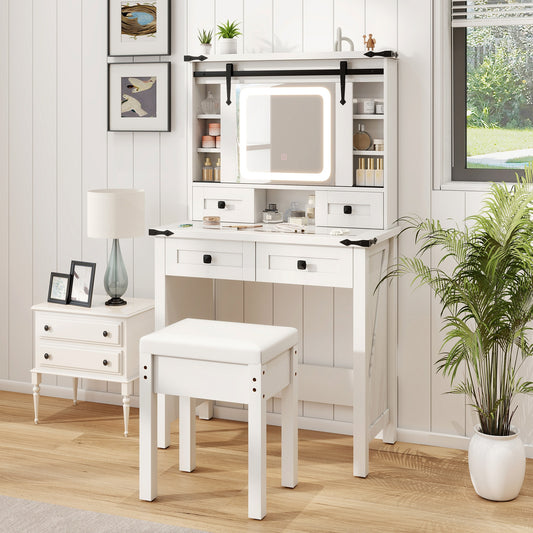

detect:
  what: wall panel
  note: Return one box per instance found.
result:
[333,0,365,53]
[273,0,303,52]
[303,0,334,52]
[214,0,244,55]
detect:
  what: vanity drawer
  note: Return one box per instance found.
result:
[166,238,255,281]
[35,343,123,375]
[192,186,266,223]
[35,314,122,346]
[315,191,383,229]
[256,243,353,288]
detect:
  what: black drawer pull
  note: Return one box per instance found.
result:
[343,205,352,215]
[102,359,108,367]
[44,325,50,332]
[217,200,226,209]
[102,331,108,338]
[203,254,212,264]
[43,353,50,360]
[297,260,307,270]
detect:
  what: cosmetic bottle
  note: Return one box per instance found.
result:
[202,157,213,181]
[214,158,221,182]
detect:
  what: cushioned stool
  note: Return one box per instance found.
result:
[139,318,299,520]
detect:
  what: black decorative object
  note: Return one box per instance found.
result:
[149,228,174,236]
[340,238,378,247]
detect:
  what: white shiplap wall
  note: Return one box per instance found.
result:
[3,0,531,451]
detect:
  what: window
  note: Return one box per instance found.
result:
[451,1,533,181]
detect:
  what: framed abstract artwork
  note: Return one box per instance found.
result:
[108,0,170,56]
[69,261,96,308]
[108,62,170,132]
[47,272,71,305]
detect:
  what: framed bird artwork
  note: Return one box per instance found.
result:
[108,0,170,56]
[108,62,170,132]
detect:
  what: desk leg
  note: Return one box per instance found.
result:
[121,381,133,437]
[139,352,157,501]
[73,378,78,406]
[32,373,41,425]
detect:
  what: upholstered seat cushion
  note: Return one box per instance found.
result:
[140,318,298,365]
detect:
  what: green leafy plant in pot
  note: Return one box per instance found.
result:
[198,28,213,55]
[381,165,533,501]
[216,19,241,55]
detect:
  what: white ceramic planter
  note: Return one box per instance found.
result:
[218,38,237,54]
[468,425,525,501]
[200,43,212,56]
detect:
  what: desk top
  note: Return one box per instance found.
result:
[152,222,400,248]
[32,296,155,317]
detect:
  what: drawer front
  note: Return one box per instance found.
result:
[36,314,122,346]
[256,243,353,288]
[192,186,265,223]
[315,191,383,229]
[166,238,255,281]
[35,342,122,375]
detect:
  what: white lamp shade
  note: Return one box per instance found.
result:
[87,189,145,239]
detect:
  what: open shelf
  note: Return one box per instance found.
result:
[353,150,384,156]
[353,114,384,120]
[197,148,221,153]
[197,114,221,120]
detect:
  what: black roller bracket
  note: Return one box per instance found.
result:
[340,238,378,247]
[339,61,347,105]
[364,50,398,58]
[225,63,234,105]
[149,228,174,237]
[183,55,208,62]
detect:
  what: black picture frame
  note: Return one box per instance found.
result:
[69,261,96,308]
[108,0,171,57]
[108,62,171,132]
[47,272,71,305]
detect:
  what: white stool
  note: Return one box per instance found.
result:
[139,318,299,520]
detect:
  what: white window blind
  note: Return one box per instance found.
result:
[452,1,533,27]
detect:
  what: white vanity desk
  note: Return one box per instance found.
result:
[153,221,399,477]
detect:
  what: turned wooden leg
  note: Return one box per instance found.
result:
[121,382,134,437]
[72,377,78,406]
[32,373,41,424]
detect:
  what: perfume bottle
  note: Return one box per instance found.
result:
[306,195,315,226]
[353,123,373,151]
[200,90,219,114]
[202,157,213,181]
[262,204,282,224]
[214,158,221,182]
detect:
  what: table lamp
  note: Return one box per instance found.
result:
[87,189,145,306]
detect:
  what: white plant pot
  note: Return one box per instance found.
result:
[468,425,525,501]
[218,38,237,55]
[200,43,212,56]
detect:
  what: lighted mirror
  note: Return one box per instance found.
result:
[238,86,332,182]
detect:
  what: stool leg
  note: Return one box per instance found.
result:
[157,394,177,449]
[248,365,267,520]
[179,396,196,472]
[139,352,157,501]
[281,346,298,488]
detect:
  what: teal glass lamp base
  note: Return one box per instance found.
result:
[104,238,128,306]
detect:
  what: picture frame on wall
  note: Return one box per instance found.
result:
[47,273,71,305]
[108,0,170,56]
[108,62,170,132]
[69,261,96,308]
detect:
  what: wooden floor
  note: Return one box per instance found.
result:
[0,391,532,532]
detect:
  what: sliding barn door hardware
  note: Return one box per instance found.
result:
[340,238,378,247]
[149,228,174,237]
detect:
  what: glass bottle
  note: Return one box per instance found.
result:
[214,158,221,182]
[306,195,315,226]
[202,157,213,181]
[200,90,219,114]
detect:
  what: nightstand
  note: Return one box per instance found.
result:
[31,296,154,436]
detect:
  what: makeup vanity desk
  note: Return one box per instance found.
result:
[152,222,399,477]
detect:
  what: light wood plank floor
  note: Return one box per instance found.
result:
[0,391,532,532]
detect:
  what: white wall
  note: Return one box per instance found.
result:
[3,0,532,451]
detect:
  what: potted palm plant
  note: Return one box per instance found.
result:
[198,29,213,56]
[381,166,533,501]
[216,19,241,55]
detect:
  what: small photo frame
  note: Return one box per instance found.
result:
[108,0,170,56]
[69,261,96,308]
[47,273,71,305]
[108,62,170,132]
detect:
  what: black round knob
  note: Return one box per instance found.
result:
[44,325,50,331]
[102,331,108,337]
[102,359,108,366]
[343,205,353,215]
[203,254,212,264]
[297,260,307,270]
[217,200,226,209]
[43,353,50,360]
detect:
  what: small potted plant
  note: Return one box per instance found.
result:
[380,165,533,501]
[197,29,213,56]
[216,19,241,55]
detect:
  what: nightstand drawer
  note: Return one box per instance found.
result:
[36,343,122,375]
[256,243,353,288]
[165,238,255,281]
[36,314,122,346]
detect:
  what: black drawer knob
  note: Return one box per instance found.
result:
[102,331,108,338]
[217,200,226,209]
[203,254,212,264]
[44,325,50,332]
[297,260,307,270]
[102,359,108,367]
[343,205,353,215]
[43,353,50,360]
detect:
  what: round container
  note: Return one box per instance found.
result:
[208,123,221,136]
[215,135,221,148]
[202,135,215,148]
[375,99,384,114]
[373,138,384,151]
[202,215,220,229]
[353,130,373,151]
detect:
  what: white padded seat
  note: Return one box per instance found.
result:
[139,318,298,365]
[139,318,299,520]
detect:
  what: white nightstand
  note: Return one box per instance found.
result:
[31,296,155,436]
